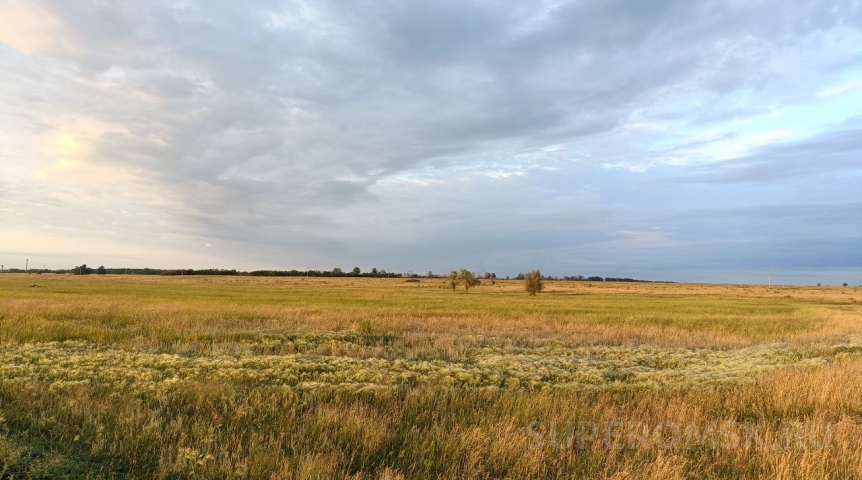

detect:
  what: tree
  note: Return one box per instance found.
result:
[371,268,378,275]
[96,265,106,275]
[332,267,343,276]
[524,270,544,295]
[352,267,361,276]
[73,264,91,275]
[446,271,459,292]
[458,269,480,293]
[844,283,849,287]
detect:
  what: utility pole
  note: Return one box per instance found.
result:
[768,270,771,288]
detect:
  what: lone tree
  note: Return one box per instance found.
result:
[458,269,480,293]
[524,269,544,295]
[446,269,480,292]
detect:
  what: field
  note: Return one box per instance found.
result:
[1,274,861,479]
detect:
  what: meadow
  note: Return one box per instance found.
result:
[0,274,861,479]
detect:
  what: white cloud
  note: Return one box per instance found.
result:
[816,81,862,98]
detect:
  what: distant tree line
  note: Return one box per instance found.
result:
[1,266,406,277]
[160,269,239,276]
[3,265,673,283]
[248,267,404,278]
[22,266,167,275]
[517,273,674,283]
[2,268,65,274]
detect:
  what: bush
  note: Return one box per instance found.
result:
[524,270,543,295]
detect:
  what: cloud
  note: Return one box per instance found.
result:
[659,119,862,184]
[817,81,862,98]
[1,0,861,283]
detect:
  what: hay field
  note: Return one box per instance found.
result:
[1,274,861,478]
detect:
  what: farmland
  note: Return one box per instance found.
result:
[1,275,861,478]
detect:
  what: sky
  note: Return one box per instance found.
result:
[1,0,861,285]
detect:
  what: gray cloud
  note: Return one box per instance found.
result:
[1,0,861,283]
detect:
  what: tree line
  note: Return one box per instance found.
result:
[4,265,670,283]
[248,267,404,278]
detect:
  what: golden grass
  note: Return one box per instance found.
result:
[1,274,861,478]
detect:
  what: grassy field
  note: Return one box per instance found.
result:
[1,274,861,479]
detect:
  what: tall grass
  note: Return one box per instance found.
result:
[0,275,860,478]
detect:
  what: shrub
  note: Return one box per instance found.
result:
[524,270,543,295]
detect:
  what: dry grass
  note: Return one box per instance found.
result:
[1,274,861,478]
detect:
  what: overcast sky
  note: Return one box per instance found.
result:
[1,0,860,284]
